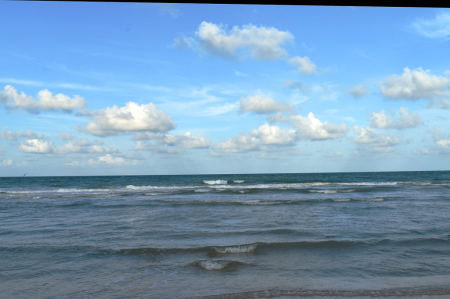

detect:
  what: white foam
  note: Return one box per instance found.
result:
[309,190,338,194]
[233,180,244,183]
[203,180,228,185]
[331,198,351,202]
[215,244,257,253]
[197,260,229,270]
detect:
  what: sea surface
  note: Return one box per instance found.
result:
[1,171,450,298]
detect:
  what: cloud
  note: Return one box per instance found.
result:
[288,56,317,75]
[412,12,450,39]
[379,67,450,101]
[156,3,182,18]
[250,123,296,145]
[134,131,210,153]
[352,126,401,156]
[56,139,119,154]
[19,139,54,153]
[268,112,349,140]
[345,84,369,98]
[213,133,261,154]
[425,126,450,154]
[195,21,294,60]
[0,85,87,113]
[85,102,176,136]
[172,36,196,50]
[58,133,73,140]
[0,128,44,141]
[88,154,139,166]
[369,107,421,129]
[239,95,295,114]
[1,158,12,166]
[213,123,296,154]
[283,80,310,93]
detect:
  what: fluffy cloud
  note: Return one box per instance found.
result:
[213,133,261,153]
[0,85,86,113]
[425,126,450,154]
[213,124,297,154]
[85,102,176,136]
[412,12,450,39]
[288,56,317,75]
[195,22,294,60]
[369,107,421,129]
[250,124,296,145]
[239,95,295,114]
[379,67,450,101]
[0,128,44,141]
[268,112,349,140]
[352,125,401,155]
[19,139,54,153]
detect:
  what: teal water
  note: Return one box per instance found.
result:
[1,171,450,298]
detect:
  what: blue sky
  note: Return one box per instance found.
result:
[1,3,450,176]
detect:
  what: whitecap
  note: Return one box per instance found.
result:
[197,260,229,270]
[203,180,228,185]
[214,244,257,253]
[233,180,244,183]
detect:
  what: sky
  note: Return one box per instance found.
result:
[1,3,450,176]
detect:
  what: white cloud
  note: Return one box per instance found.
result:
[213,123,297,155]
[288,56,317,75]
[268,112,349,140]
[213,133,261,153]
[396,107,421,128]
[352,125,401,148]
[368,110,394,129]
[0,85,87,113]
[85,102,176,136]
[0,128,44,141]
[369,107,421,129]
[1,158,12,166]
[426,126,450,154]
[346,84,369,98]
[379,67,450,101]
[412,12,450,39]
[239,95,295,114]
[88,154,139,166]
[19,139,54,153]
[250,123,296,145]
[195,21,294,60]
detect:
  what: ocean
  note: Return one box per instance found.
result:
[1,171,450,298]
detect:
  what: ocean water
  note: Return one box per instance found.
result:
[1,171,450,298]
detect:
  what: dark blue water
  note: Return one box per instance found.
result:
[1,171,450,298]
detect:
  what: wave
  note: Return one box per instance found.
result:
[214,244,257,254]
[193,260,244,271]
[233,180,244,183]
[203,180,228,185]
